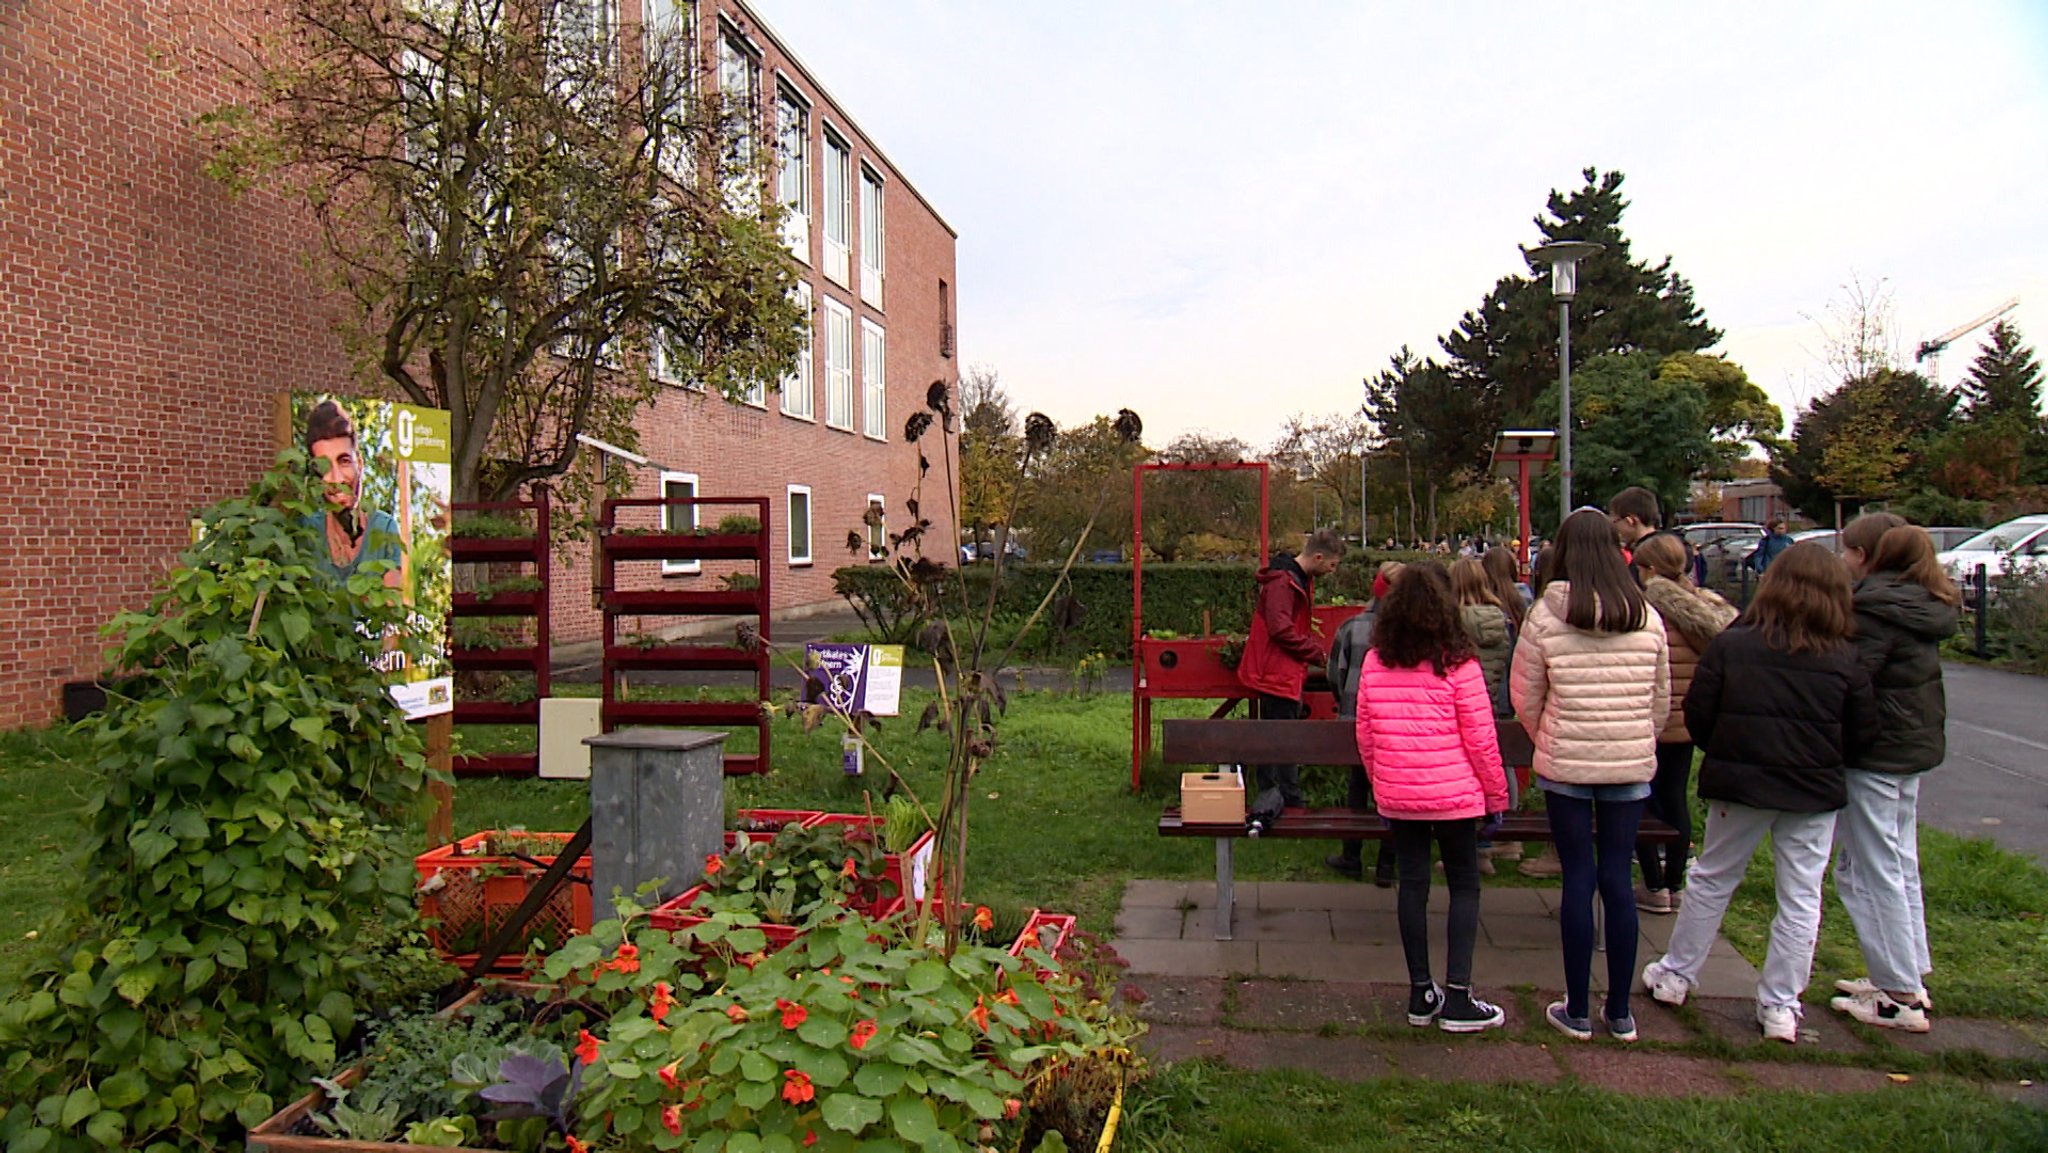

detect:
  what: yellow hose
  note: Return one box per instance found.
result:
[1094,1078,1126,1153]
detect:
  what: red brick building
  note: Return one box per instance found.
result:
[0,0,957,727]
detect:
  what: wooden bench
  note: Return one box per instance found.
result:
[1158,718,1685,941]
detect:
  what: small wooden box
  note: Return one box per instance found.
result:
[1180,769,1245,824]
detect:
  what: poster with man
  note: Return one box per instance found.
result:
[295,394,454,719]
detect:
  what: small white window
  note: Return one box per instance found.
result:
[865,493,887,561]
[822,130,850,286]
[660,471,700,576]
[859,168,885,309]
[824,297,854,430]
[776,89,810,261]
[787,485,813,566]
[861,319,886,440]
[781,280,815,419]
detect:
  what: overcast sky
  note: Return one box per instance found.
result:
[752,0,2048,452]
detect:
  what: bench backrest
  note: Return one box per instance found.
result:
[1161,718,1535,769]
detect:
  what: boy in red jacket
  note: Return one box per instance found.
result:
[1237,528,1344,806]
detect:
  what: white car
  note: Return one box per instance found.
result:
[1937,515,2048,590]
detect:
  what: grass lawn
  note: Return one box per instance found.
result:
[5,689,2047,1146]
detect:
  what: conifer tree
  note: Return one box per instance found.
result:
[1958,321,2044,429]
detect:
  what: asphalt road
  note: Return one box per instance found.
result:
[1925,662,2048,863]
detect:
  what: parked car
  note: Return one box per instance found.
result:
[1792,528,1841,552]
[1679,521,1766,585]
[1926,526,1981,553]
[1937,515,2048,591]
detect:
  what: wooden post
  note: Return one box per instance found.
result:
[426,713,454,846]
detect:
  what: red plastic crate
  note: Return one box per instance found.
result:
[649,888,902,952]
[732,808,827,832]
[809,815,939,906]
[414,831,593,971]
[1008,910,1078,980]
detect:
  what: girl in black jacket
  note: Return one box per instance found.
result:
[1828,519,1960,1033]
[1639,543,1878,1044]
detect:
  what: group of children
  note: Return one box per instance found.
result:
[1302,491,1957,1043]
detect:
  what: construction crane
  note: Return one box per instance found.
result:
[1915,296,2020,384]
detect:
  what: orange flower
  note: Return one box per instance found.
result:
[782,1069,816,1105]
[850,1018,878,1051]
[659,1060,681,1090]
[613,942,641,975]
[1004,1098,1022,1120]
[969,995,990,1032]
[996,989,1020,1007]
[650,980,675,1024]
[575,1028,600,1066]
[777,998,808,1030]
[566,1136,591,1153]
[704,853,724,877]
[973,906,994,932]
[804,1131,819,1147]
[662,1103,683,1136]
[726,1003,750,1023]
[841,855,858,879]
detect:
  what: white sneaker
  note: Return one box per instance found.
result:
[1641,958,1689,1007]
[1832,990,1932,1033]
[1758,1003,1800,1044]
[1833,977,1932,1012]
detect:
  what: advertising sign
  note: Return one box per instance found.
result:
[802,643,904,718]
[294,394,454,719]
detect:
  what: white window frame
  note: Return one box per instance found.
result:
[660,471,701,576]
[644,0,693,180]
[786,484,813,566]
[717,28,759,212]
[865,493,887,561]
[781,279,815,419]
[822,129,851,287]
[824,296,854,431]
[859,167,885,309]
[861,319,886,441]
[549,0,618,102]
[776,86,810,261]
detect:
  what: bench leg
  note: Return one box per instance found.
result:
[1215,838,1234,941]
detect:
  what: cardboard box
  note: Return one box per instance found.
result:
[1180,769,1245,824]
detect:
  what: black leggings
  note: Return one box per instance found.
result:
[1637,742,1694,891]
[1546,794,1645,1021]
[1388,818,1481,987]
[1252,694,1307,806]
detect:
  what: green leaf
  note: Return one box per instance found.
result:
[822,1091,884,1134]
[280,608,311,645]
[904,960,948,994]
[797,1015,848,1049]
[853,1062,907,1097]
[733,1079,775,1111]
[726,1134,763,1153]
[86,1109,126,1146]
[290,716,325,743]
[725,927,767,953]
[60,1087,99,1129]
[11,1127,54,1153]
[97,1068,150,1110]
[113,968,157,1006]
[184,955,217,992]
[796,1049,850,1089]
[739,1050,777,1082]
[887,1097,939,1146]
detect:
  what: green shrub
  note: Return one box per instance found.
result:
[1982,562,2048,673]
[0,452,435,1151]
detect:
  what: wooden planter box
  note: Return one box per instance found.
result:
[414,832,593,971]
[600,531,763,562]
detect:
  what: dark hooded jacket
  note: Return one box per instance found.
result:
[1238,553,1325,699]
[1850,573,1960,775]
[1687,624,1878,813]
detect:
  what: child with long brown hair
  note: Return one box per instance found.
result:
[1641,542,1878,1043]
[1629,534,1738,914]
[1827,518,1960,1032]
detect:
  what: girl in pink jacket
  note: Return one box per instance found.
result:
[1355,561,1512,1033]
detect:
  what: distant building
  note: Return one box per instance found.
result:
[1721,478,1794,526]
[0,0,956,726]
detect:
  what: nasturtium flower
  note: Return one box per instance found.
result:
[777,998,808,1029]
[727,1003,750,1023]
[841,856,858,879]
[850,1018,878,1051]
[662,1103,683,1136]
[973,906,994,932]
[576,1028,601,1066]
[783,1069,816,1105]
[1004,1099,1023,1120]
[650,980,675,1023]
[969,995,990,1032]
[659,1060,682,1089]
[704,853,724,877]
[566,1136,591,1153]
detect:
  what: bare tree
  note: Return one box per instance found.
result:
[1803,274,1901,385]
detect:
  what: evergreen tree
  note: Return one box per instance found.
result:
[1772,369,1954,518]
[1441,168,1722,427]
[1958,321,2044,428]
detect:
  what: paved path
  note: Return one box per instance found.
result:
[1930,662,2048,863]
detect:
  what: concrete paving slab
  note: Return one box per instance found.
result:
[1480,914,1559,951]
[1378,1039,1561,1084]
[1688,951,1765,999]
[1477,887,1553,917]
[1112,938,1257,978]
[1112,905,1186,941]
[1256,942,1413,983]
[1691,997,1870,1054]
[1257,881,1399,911]
[1223,1032,1395,1081]
[1139,1022,1230,1064]
[1732,1062,1902,1094]
[1127,976,1226,1027]
[1229,979,1392,1031]
[1560,1048,1737,1096]
[1121,880,1190,909]
[1233,908,1336,942]
[1862,1017,2048,1061]
[1328,915,1404,948]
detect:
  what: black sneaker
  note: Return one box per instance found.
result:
[1406,982,1443,1027]
[1324,853,1363,879]
[1373,861,1397,889]
[1438,986,1506,1033]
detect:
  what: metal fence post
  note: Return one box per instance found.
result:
[1974,564,1989,659]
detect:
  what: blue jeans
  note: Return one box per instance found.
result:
[1546,793,1646,1021]
[1834,770,1930,996]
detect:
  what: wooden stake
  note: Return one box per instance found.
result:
[426,712,454,846]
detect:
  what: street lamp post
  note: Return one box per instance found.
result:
[1522,241,1603,520]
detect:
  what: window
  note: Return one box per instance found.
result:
[550,0,618,100]
[660,472,701,575]
[859,167,885,308]
[939,279,953,358]
[776,88,810,260]
[644,0,693,177]
[824,297,854,430]
[861,319,886,440]
[717,30,759,210]
[865,494,887,561]
[822,130,850,286]
[787,485,813,566]
[781,280,815,419]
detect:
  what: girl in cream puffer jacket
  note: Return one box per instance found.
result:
[1510,581,1671,786]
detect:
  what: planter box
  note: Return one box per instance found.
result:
[1009,910,1079,980]
[414,832,593,970]
[810,814,939,904]
[731,808,827,833]
[600,531,764,562]
[649,886,904,952]
[1137,636,1243,698]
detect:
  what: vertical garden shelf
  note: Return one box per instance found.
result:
[598,496,772,776]
[449,494,551,777]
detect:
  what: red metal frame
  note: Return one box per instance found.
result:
[597,495,773,776]
[450,492,552,777]
[1129,462,1269,792]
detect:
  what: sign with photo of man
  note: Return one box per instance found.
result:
[295,395,454,719]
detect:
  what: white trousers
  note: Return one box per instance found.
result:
[1833,770,1931,995]
[1659,801,1837,1011]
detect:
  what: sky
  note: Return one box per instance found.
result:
[751,0,2048,452]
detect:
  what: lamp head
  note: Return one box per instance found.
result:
[1522,241,1605,302]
